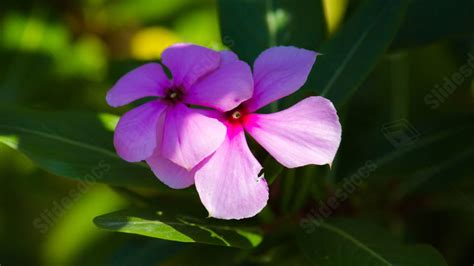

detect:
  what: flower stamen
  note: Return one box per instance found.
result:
[169,91,178,99]
[231,111,242,120]
[165,87,184,103]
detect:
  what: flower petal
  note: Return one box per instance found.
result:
[106,63,171,107]
[244,46,318,112]
[146,154,195,189]
[244,96,341,167]
[195,125,269,220]
[114,100,168,162]
[220,50,239,64]
[185,54,253,112]
[160,103,226,170]
[161,43,220,89]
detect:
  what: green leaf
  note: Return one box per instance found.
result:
[0,106,159,187]
[379,122,473,174]
[298,219,447,266]
[422,181,474,213]
[42,186,127,266]
[279,166,328,214]
[394,146,474,200]
[159,244,245,266]
[392,0,474,49]
[108,239,184,266]
[307,0,409,106]
[341,115,474,184]
[218,0,326,63]
[94,209,263,249]
[262,154,283,184]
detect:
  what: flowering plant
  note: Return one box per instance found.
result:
[1,0,469,264]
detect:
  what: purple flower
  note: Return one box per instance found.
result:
[147,46,342,220]
[107,43,253,189]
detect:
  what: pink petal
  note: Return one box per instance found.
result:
[244,96,341,168]
[161,43,220,89]
[244,46,318,112]
[185,53,253,112]
[114,100,168,162]
[194,125,269,220]
[146,154,195,189]
[160,103,226,170]
[106,63,171,107]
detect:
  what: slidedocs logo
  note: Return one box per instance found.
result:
[381,119,420,148]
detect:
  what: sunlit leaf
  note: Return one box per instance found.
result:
[131,27,181,60]
[174,8,223,48]
[42,186,127,266]
[94,209,263,249]
[322,0,348,34]
[0,106,160,187]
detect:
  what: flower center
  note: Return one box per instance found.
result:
[165,87,184,103]
[226,106,248,125]
[231,111,242,120]
[169,91,178,99]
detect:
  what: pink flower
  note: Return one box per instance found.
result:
[148,46,342,220]
[107,43,253,189]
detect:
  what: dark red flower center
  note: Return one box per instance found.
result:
[231,111,242,120]
[165,87,184,103]
[226,105,249,125]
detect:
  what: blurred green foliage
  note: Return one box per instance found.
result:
[0,0,473,265]
[0,0,222,265]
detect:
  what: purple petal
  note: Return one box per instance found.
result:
[244,46,318,112]
[114,100,168,162]
[160,103,226,170]
[195,125,269,220]
[244,96,341,167]
[106,63,171,107]
[146,154,195,189]
[220,50,239,64]
[161,43,220,89]
[185,53,253,112]
[193,108,225,120]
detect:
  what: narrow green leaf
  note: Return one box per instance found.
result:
[298,219,447,266]
[291,166,325,212]
[394,147,474,200]
[375,126,468,170]
[94,209,263,249]
[342,116,474,183]
[280,169,296,213]
[262,154,283,184]
[218,0,326,63]
[306,0,409,106]
[425,183,474,213]
[392,0,474,49]
[0,106,159,187]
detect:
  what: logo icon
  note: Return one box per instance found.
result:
[381,119,420,148]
